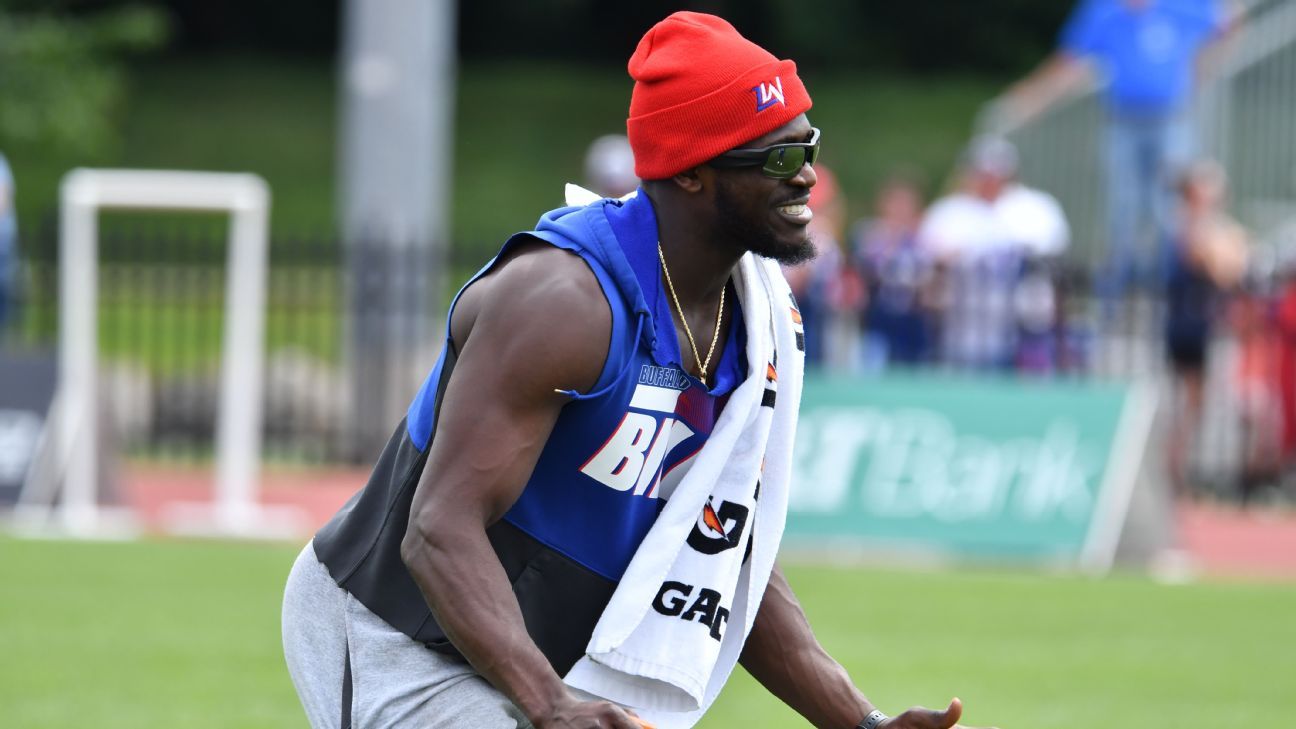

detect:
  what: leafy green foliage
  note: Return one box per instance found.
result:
[0,4,169,157]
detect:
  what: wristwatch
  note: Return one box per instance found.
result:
[856,709,889,729]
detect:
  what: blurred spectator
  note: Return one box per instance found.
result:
[1162,160,1248,498]
[0,150,15,330]
[918,137,1070,372]
[1229,280,1281,505]
[784,164,863,370]
[997,0,1237,305]
[1277,264,1296,471]
[1013,257,1064,374]
[851,172,935,369]
[583,134,639,198]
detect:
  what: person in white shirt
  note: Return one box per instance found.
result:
[918,137,1069,371]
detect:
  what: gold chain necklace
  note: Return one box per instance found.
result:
[658,243,725,383]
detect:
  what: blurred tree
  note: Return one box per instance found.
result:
[457,0,1075,75]
[2,0,338,54]
[766,0,1075,73]
[0,3,169,158]
[1,0,1075,76]
[150,0,337,54]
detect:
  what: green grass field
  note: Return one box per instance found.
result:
[2,537,1292,728]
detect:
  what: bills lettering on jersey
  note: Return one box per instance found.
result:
[581,365,720,499]
[638,364,691,390]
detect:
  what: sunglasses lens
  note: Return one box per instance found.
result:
[763,146,806,179]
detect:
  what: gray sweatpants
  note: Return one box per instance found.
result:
[282,542,532,728]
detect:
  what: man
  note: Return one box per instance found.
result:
[918,136,1068,371]
[852,171,932,370]
[283,12,990,729]
[997,0,1235,301]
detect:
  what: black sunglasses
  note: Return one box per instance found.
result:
[708,127,821,179]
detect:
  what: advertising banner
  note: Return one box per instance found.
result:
[787,373,1154,569]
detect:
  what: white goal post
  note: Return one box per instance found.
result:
[28,168,306,538]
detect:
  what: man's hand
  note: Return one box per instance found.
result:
[534,695,654,729]
[881,698,998,729]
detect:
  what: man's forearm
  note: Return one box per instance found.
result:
[401,519,567,722]
[740,566,875,729]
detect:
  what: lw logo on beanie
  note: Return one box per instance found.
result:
[752,77,786,112]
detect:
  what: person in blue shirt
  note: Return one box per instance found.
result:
[999,0,1236,303]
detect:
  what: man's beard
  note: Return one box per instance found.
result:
[714,180,817,265]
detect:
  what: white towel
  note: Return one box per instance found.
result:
[560,186,805,729]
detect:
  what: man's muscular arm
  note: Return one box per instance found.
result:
[739,565,875,728]
[400,243,641,729]
[741,566,986,729]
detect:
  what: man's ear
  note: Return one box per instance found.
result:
[671,167,705,194]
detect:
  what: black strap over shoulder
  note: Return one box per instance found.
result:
[341,641,353,729]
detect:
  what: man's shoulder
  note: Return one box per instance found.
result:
[486,239,611,318]
[456,240,613,397]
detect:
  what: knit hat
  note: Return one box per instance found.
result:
[627,11,812,180]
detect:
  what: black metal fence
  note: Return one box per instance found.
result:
[0,218,442,465]
[1,220,1293,504]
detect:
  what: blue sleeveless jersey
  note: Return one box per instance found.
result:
[404,191,746,580]
[312,190,748,675]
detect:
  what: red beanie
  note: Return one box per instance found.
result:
[627,11,812,180]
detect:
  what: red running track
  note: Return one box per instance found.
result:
[120,464,1296,581]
